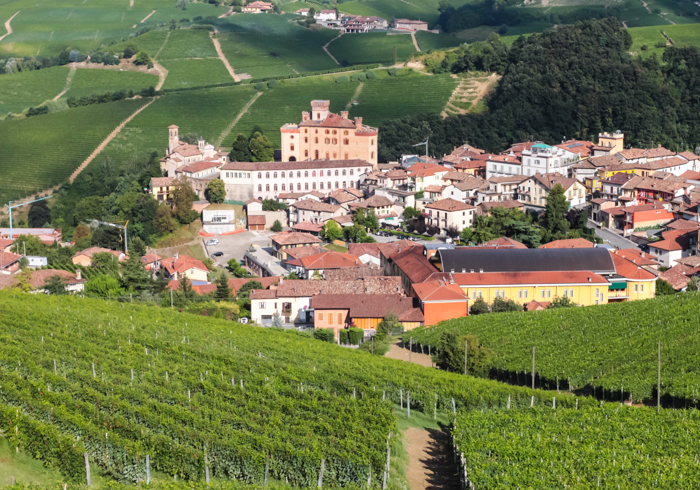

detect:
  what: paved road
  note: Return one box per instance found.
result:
[587,220,638,249]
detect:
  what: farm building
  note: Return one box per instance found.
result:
[393,19,428,31]
[242,1,273,13]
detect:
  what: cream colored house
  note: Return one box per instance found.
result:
[425,198,475,234]
[518,173,587,208]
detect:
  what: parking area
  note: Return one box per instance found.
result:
[204,230,277,268]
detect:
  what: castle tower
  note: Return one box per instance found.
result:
[168,125,179,153]
[310,100,330,121]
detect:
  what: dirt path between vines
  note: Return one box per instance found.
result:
[404,428,461,490]
[210,28,240,82]
[53,66,77,100]
[0,11,19,42]
[411,31,421,52]
[345,82,363,110]
[133,9,155,27]
[384,342,433,368]
[214,90,262,147]
[323,32,343,66]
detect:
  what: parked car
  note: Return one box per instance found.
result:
[211,251,224,257]
[206,239,219,246]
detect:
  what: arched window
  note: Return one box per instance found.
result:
[266,184,270,191]
[315,150,319,159]
[273,172,277,178]
[371,139,374,145]
[332,130,337,135]
[266,172,270,178]
[304,171,308,177]
[332,138,337,144]
[282,184,286,191]
[305,150,308,157]
[328,181,331,189]
[312,171,316,177]
[325,138,330,144]
[344,130,348,135]
[371,151,375,159]
[325,152,329,159]
[274,184,278,191]
[315,137,318,144]
[305,183,309,190]
[343,138,349,145]
[281,171,285,178]
[349,169,354,175]
[297,171,301,178]
[312,182,316,190]
[315,129,318,134]
[343,181,347,188]
[335,181,339,188]
[334,170,339,176]
[320,170,324,177]
[297,183,301,190]
[325,129,329,134]
[258,184,262,191]
[290,144,295,151]
[304,137,308,143]
[258,172,262,178]
[320,182,324,190]
[342,169,346,176]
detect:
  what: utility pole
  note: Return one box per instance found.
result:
[6,195,54,239]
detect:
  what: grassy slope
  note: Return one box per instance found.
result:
[415,31,465,51]
[157,28,218,61]
[0,98,147,203]
[0,66,69,115]
[0,438,64,486]
[328,32,416,66]
[62,69,159,99]
[161,58,233,89]
[629,24,700,59]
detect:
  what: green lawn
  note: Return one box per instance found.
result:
[0,66,69,115]
[0,0,224,58]
[161,58,233,90]
[0,98,147,203]
[62,68,159,99]
[328,32,417,66]
[100,85,255,167]
[212,14,338,79]
[348,73,458,127]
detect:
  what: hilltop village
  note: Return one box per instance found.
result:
[3,97,696,342]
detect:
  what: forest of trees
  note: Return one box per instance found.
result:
[379,18,700,161]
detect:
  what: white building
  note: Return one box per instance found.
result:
[521,142,579,177]
[314,9,337,20]
[202,204,238,234]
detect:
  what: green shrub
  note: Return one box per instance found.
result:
[348,327,364,345]
[254,82,266,91]
[387,68,398,76]
[365,70,378,80]
[335,75,350,83]
[313,328,335,343]
[267,80,280,89]
[339,329,349,344]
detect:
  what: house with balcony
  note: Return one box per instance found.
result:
[425,198,475,234]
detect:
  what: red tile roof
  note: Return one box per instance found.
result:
[284,245,324,260]
[179,160,221,174]
[539,238,594,249]
[426,198,474,212]
[287,251,361,270]
[28,269,86,288]
[524,300,551,311]
[407,163,448,178]
[660,264,700,290]
[248,215,266,225]
[348,242,381,258]
[161,255,209,275]
[0,251,21,269]
[292,199,340,213]
[612,248,657,266]
[292,220,323,233]
[478,237,528,249]
[310,293,422,322]
[609,253,657,281]
[73,247,124,260]
[253,277,403,298]
[413,280,468,302]
[391,247,442,285]
[271,232,322,246]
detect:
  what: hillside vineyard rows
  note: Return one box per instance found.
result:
[409,294,700,403]
[0,292,595,484]
[453,406,700,488]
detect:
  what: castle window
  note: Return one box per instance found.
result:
[320,182,324,189]
[328,181,331,189]
[325,130,329,134]
[282,184,286,191]
[335,181,339,188]
[297,171,301,178]
[305,129,308,133]
[305,150,308,157]
[274,184,278,191]
[258,172,262,178]
[344,130,348,136]
[315,137,318,144]
[371,152,375,159]
[343,181,346,188]
[371,139,374,145]
[325,138,330,144]
[332,138,337,144]
[297,183,301,190]
[290,144,294,151]
[305,183,309,190]
[332,130,337,135]
[312,182,316,190]
[325,152,329,159]
[290,135,294,139]
[304,171,308,177]
[334,170,339,176]
[305,137,308,143]
[265,184,269,191]
[315,150,319,159]
[273,172,277,178]
[258,184,262,191]
[320,170,324,177]
[315,129,318,134]
[281,172,285,178]
[266,172,269,179]
[342,169,346,176]
[333,152,337,159]
[343,138,349,145]
[350,169,354,175]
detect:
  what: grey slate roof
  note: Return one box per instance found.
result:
[438,248,616,275]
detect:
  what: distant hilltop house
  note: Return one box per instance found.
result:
[153,125,230,202]
[280,100,378,164]
[295,8,310,16]
[340,15,387,33]
[242,1,273,13]
[315,9,337,21]
[392,18,429,31]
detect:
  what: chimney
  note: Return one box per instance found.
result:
[588,277,591,282]
[354,117,363,130]
[340,111,349,119]
[76,269,81,281]
[174,253,179,263]
[302,111,310,121]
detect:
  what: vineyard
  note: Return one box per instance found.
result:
[0,66,69,115]
[62,69,159,100]
[327,33,416,66]
[408,294,700,403]
[453,405,700,489]
[0,291,590,486]
[160,59,233,90]
[0,98,148,203]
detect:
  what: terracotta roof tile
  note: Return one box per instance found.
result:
[292,221,323,232]
[479,237,528,249]
[539,238,594,249]
[287,251,361,270]
[413,280,468,302]
[292,199,341,213]
[271,232,322,246]
[310,293,421,321]
[426,198,474,212]
[609,253,657,281]
[248,215,266,225]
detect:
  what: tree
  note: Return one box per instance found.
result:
[10,235,44,256]
[248,132,274,162]
[227,258,251,278]
[322,220,343,242]
[120,255,152,293]
[237,279,263,299]
[262,199,287,211]
[542,184,570,236]
[272,312,283,327]
[179,274,195,300]
[445,225,460,239]
[230,134,252,162]
[153,205,176,235]
[172,177,198,224]
[44,275,68,295]
[433,331,494,376]
[469,297,490,315]
[403,206,422,220]
[547,296,578,308]
[28,200,51,228]
[271,220,283,232]
[92,252,121,277]
[686,276,700,292]
[215,274,232,301]
[206,179,226,204]
[491,297,523,313]
[86,274,125,298]
[656,278,676,296]
[122,43,138,58]
[130,236,147,258]
[73,224,92,248]
[376,313,402,340]
[133,51,151,66]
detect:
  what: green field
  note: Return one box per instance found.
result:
[328,32,416,66]
[455,405,700,488]
[213,14,338,79]
[348,73,458,127]
[415,31,465,51]
[0,98,147,203]
[157,28,218,61]
[0,66,69,115]
[101,85,255,166]
[629,24,700,59]
[0,291,591,487]
[0,0,224,58]
[107,29,170,58]
[409,293,700,403]
[161,58,233,90]
[62,68,159,100]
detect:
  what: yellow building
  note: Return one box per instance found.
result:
[597,131,625,154]
[452,271,610,307]
[280,100,378,166]
[607,252,657,302]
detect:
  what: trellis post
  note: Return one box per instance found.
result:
[146,454,151,485]
[317,459,325,488]
[84,453,91,486]
[264,454,269,487]
[532,347,536,390]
